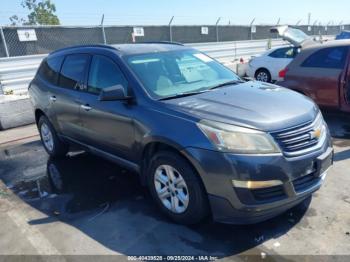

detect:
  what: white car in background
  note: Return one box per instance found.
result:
[247,46,298,82]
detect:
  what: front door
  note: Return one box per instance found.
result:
[79,54,135,161]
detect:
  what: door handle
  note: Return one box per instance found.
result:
[81,104,92,111]
[49,96,56,102]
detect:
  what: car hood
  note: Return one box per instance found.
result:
[162,81,319,132]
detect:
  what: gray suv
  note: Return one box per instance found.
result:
[29,43,333,225]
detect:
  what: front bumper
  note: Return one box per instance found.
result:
[183,138,333,224]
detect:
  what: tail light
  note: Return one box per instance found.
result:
[278,68,288,79]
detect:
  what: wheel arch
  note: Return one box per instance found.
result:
[34,108,46,125]
[140,138,206,191]
[255,67,271,77]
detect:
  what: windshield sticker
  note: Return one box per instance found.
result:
[194,53,213,63]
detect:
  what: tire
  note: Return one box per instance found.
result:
[255,69,272,83]
[147,150,209,225]
[38,115,68,157]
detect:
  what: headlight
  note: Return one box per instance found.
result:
[314,112,327,139]
[197,120,280,154]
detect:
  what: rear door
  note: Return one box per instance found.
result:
[78,54,135,161]
[34,55,64,129]
[53,53,90,140]
[290,46,349,108]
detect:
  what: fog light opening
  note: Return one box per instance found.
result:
[232,180,283,189]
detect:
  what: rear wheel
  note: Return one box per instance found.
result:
[255,69,271,83]
[147,150,209,225]
[38,115,68,157]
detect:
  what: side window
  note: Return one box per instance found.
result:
[38,55,64,85]
[59,54,90,89]
[286,48,298,58]
[269,47,295,59]
[302,47,348,69]
[87,55,128,95]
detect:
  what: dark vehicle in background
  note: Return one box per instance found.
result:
[335,31,350,40]
[277,40,350,113]
[29,43,333,225]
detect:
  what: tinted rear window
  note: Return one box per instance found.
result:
[301,47,348,69]
[38,56,64,85]
[59,54,90,89]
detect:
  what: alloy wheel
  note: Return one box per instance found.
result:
[256,71,269,82]
[40,123,54,152]
[154,165,189,214]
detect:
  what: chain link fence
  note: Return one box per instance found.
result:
[0,24,349,57]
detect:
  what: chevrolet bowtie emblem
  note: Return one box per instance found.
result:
[309,128,321,140]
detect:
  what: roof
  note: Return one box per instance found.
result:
[303,39,350,52]
[49,42,190,57]
[110,43,189,56]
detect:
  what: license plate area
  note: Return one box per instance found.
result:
[292,148,333,189]
[317,148,334,176]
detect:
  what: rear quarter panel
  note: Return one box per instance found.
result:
[29,76,55,124]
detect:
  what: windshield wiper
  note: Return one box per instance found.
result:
[208,80,244,90]
[158,80,244,101]
[159,90,207,101]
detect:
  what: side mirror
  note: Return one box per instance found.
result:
[98,85,131,101]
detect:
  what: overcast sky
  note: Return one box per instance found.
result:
[1,0,349,26]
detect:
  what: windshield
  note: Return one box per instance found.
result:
[126,50,241,99]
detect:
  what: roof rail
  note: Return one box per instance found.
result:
[50,44,117,55]
[136,41,184,46]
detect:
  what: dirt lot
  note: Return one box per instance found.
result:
[0,112,350,261]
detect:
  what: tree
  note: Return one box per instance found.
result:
[9,15,27,26]
[9,0,60,26]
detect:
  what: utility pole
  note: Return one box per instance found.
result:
[312,20,318,36]
[0,26,9,57]
[215,17,221,42]
[339,20,344,32]
[276,18,280,25]
[250,18,256,40]
[307,13,311,33]
[169,16,174,42]
[100,14,106,44]
[326,21,331,34]
[275,18,280,39]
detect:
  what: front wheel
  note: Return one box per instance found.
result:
[147,151,209,225]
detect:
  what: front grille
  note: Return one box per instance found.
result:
[271,114,324,156]
[293,173,320,193]
[251,185,285,202]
